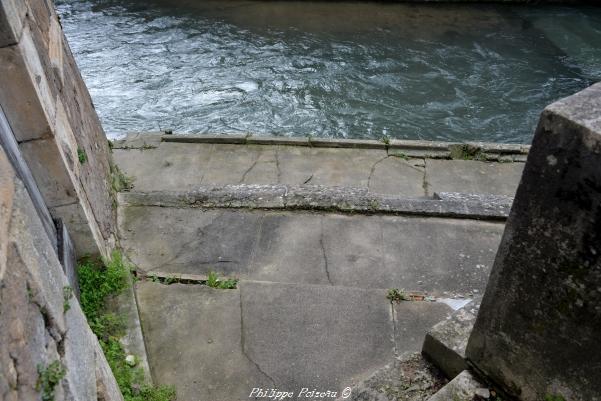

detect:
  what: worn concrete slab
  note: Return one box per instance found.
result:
[239,281,395,393]
[425,159,524,197]
[135,281,272,401]
[393,301,452,355]
[120,207,262,275]
[113,142,426,196]
[136,280,453,400]
[324,214,502,295]
[113,143,214,191]
[121,207,503,296]
[248,213,331,285]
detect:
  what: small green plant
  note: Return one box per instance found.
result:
[149,274,160,283]
[395,152,409,161]
[110,162,134,192]
[141,143,157,150]
[37,361,67,401]
[164,275,179,285]
[63,285,73,313]
[380,135,390,146]
[206,271,238,289]
[387,288,409,303]
[77,147,87,164]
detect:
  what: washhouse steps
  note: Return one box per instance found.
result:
[113,133,526,401]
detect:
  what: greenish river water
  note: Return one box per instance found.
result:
[56,1,601,143]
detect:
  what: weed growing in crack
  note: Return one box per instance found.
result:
[387,288,409,303]
[77,147,87,164]
[37,361,66,401]
[206,271,238,289]
[63,286,73,313]
[394,152,409,161]
[78,251,176,401]
[110,162,135,193]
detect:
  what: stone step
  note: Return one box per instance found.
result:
[421,298,481,379]
[119,185,513,220]
[120,206,504,297]
[112,133,525,197]
[135,280,453,401]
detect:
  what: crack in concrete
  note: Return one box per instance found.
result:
[319,217,334,286]
[303,174,313,184]
[274,147,282,184]
[239,289,276,386]
[198,144,215,185]
[422,158,430,197]
[239,157,259,184]
[367,155,390,192]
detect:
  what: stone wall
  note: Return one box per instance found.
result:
[0,0,115,258]
[0,148,123,401]
[466,83,601,401]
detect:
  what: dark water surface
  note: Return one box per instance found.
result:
[56,1,601,142]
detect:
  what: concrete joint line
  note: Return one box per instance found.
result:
[239,289,277,386]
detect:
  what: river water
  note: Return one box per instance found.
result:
[56,1,601,143]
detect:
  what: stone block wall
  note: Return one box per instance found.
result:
[0,0,115,258]
[0,148,123,401]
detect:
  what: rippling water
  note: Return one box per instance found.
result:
[56,0,601,142]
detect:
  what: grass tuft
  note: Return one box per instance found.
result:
[63,286,73,313]
[37,361,66,401]
[387,288,409,303]
[206,271,238,289]
[77,147,88,164]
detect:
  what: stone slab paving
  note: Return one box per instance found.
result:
[136,280,453,401]
[116,135,519,401]
[135,282,272,401]
[113,138,524,197]
[120,207,503,296]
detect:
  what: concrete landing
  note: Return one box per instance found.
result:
[113,134,525,197]
[121,207,503,296]
[136,280,453,401]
